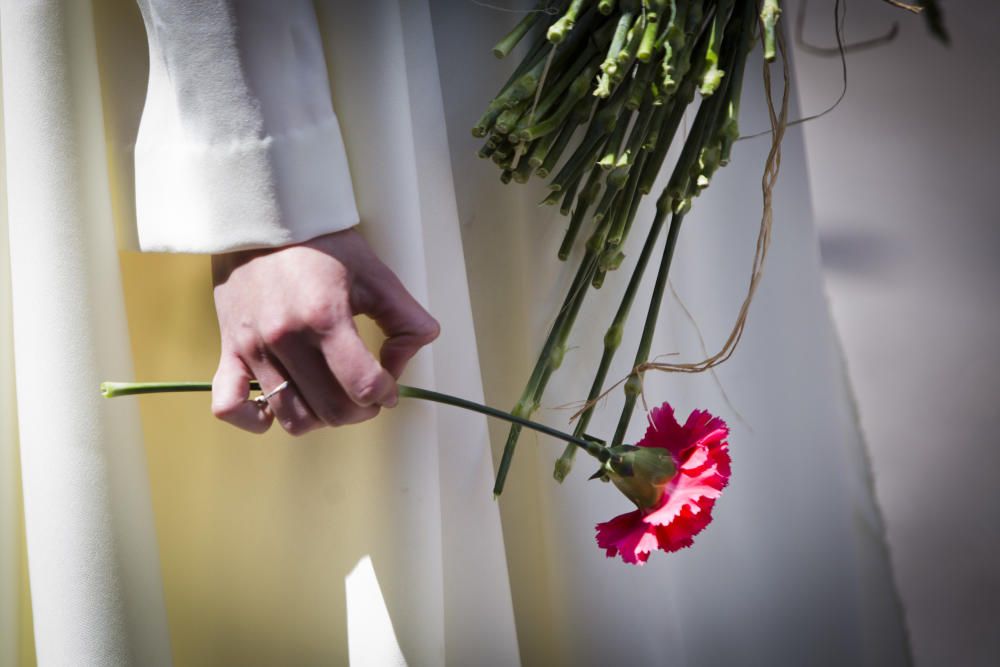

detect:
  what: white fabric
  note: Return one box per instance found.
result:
[0,0,909,665]
[0,0,171,664]
[0,48,20,667]
[133,0,359,252]
[432,4,909,665]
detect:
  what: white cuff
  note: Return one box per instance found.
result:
[134,114,359,253]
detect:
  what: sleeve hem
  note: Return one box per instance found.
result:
[134,114,360,254]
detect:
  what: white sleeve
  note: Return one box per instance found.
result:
[133,0,360,253]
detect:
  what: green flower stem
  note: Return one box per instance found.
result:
[662,0,704,94]
[637,99,682,194]
[540,188,564,207]
[495,99,530,135]
[638,60,699,193]
[478,141,498,160]
[760,0,781,62]
[558,165,603,258]
[624,60,655,111]
[699,0,736,96]
[559,171,585,215]
[658,0,687,91]
[99,382,610,463]
[718,1,754,166]
[607,92,655,189]
[501,5,560,84]
[665,73,723,209]
[515,40,601,137]
[550,127,606,206]
[397,386,607,461]
[549,79,626,189]
[512,149,537,183]
[602,5,636,74]
[493,249,602,496]
[548,0,589,44]
[613,10,646,76]
[636,1,664,62]
[599,180,628,225]
[554,187,669,480]
[597,107,631,169]
[492,6,542,59]
[687,4,749,196]
[605,149,649,249]
[473,41,555,137]
[100,381,219,397]
[549,126,606,191]
[610,209,684,448]
[529,110,572,170]
[515,57,601,142]
[537,98,592,177]
[496,192,621,494]
[616,154,649,241]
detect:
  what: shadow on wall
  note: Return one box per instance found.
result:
[818,227,898,277]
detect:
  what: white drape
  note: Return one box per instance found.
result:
[0,1,170,664]
[1,43,21,667]
[432,3,908,665]
[1,1,908,665]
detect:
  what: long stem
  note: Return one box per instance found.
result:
[554,195,670,480]
[493,250,601,496]
[492,7,542,59]
[99,381,609,462]
[610,210,684,447]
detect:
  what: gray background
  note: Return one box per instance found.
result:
[790,0,1000,665]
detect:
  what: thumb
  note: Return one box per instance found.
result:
[211,351,273,433]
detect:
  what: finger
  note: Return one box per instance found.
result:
[319,322,398,408]
[244,349,323,436]
[212,352,273,434]
[360,274,440,379]
[273,345,380,426]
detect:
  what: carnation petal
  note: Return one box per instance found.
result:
[596,510,655,565]
[645,446,729,527]
[595,402,732,564]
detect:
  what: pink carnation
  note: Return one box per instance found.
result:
[596,403,731,565]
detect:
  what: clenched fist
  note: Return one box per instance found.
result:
[210,229,439,435]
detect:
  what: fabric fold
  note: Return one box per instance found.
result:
[0,1,170,663]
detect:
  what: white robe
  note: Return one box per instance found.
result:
[0,0,909,664]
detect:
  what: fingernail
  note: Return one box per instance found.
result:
[381,392,399,408]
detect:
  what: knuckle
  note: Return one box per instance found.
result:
[350,372,389,406]
[352,381,382,406]
[302,301,338,332]
[231,329,259,355]
[259,322,298,350]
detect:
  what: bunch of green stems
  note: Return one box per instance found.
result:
[478,0,778,496]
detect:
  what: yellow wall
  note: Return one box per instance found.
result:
[117,250,357,665]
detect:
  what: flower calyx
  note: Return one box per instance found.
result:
[589,444,677,510]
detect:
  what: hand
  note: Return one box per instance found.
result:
[210,229,440,435]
